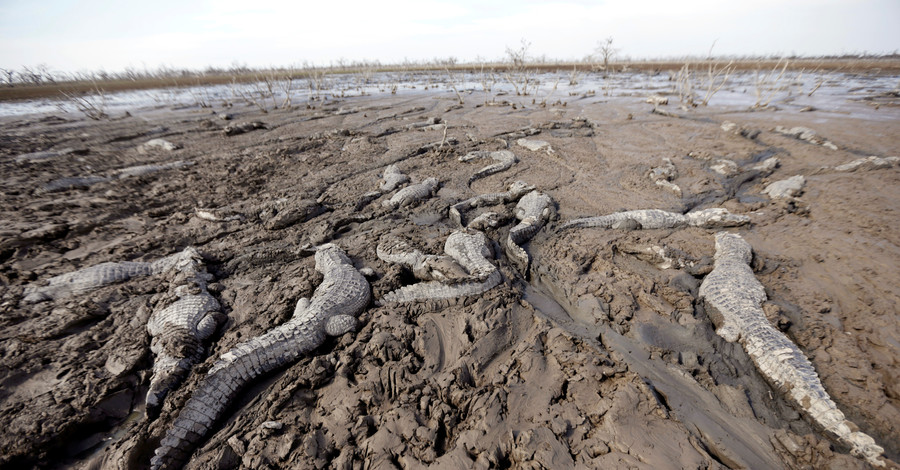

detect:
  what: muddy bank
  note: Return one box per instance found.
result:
[1,78,898,469]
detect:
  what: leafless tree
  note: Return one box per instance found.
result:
[478,61,498,104]
[701,60,734,105]
[505,39,530,69]
[675,63,696,107]
[504,39,534,95]
[537,76,560,107]
[305,65,329,103]
[594,37,618,73]
[0,68,14,86]
[568,65,582,85]
[62,83,108,120]
[443,67,464,105]
[19,66,43,85]
[278,67,296,108]
[753,59,791,108]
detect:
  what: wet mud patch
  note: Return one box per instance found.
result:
[1,80,898,468]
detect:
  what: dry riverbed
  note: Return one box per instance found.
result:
[1,76,899,469]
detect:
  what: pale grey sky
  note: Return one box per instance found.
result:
[1,0,898,74]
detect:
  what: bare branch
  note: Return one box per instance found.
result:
[61,82,108,120]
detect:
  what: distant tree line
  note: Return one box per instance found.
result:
[2,49,898,87]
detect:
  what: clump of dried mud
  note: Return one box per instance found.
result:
[1,80,898,469]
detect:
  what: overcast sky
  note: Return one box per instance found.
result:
[1,0,898,74]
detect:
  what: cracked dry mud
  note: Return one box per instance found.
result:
[1,83,899,470]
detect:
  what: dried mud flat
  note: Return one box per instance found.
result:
[1,82,899,469]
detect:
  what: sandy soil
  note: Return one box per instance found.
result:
[1,78,898,469]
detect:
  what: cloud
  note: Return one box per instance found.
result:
[1,0,898,72]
